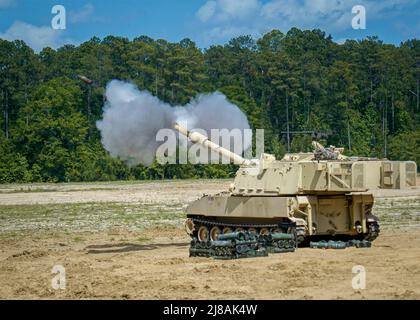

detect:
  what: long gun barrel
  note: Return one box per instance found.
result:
[174,123,252,166]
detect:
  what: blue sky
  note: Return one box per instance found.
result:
[0,0,419,51]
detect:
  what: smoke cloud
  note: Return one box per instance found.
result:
[97,80,251,166]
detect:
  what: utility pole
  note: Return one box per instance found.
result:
[409,78,419,111]
[346,96,351,152]
[384,95,388,158]
[391,94,395,132]
[77,75,94,140]
[4,90,9,139]
[155,65,158,96]
[347,116,351,151]
[286,89,290,152]
[87,85,92,138]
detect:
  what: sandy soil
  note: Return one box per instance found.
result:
[0,227,419,300]
[0,179,419,300]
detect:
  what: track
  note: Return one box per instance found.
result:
[188,216,295,242]
[188,217,381,245]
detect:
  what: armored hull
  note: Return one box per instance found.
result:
[185,191,379,245]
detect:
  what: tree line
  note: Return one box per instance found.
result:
[0,28,419,183]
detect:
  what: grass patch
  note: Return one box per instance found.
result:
[0,202,185,234]
[0,179,231,194]
[373,197,420,229]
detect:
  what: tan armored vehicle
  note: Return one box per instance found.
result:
[175,124,417,245]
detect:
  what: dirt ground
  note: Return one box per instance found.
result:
[0,179,419,300]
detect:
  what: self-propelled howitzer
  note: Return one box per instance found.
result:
[174,123,417,245]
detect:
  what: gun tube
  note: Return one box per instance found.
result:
[174,123,252,166]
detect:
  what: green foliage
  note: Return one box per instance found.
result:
[388,130,420,166]
[0,30,419,183]
[0,135,31,183]
[290,135,312,153]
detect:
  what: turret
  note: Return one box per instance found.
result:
[175,123,416,193]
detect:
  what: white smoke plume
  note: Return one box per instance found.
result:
[97,80,251,166]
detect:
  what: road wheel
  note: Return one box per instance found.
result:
[198,226,209,242]
[260,228,270,236]
[210,226,221,241]
[248,227,257,235]
[222,227,233,234]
